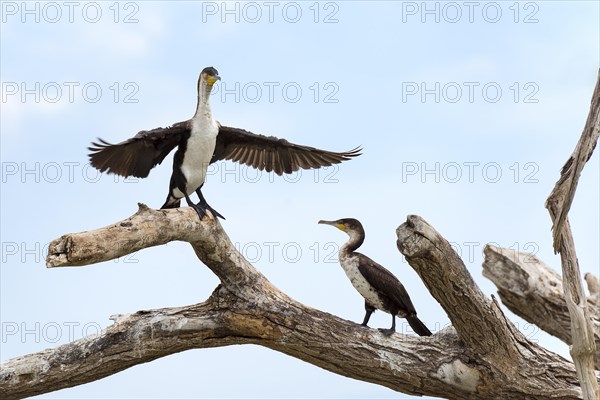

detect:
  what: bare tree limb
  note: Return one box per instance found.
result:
[482,245,600,368]
[547,71,600,253]
[396,216,518,362]
[586,273,600,305]
[545,70,600,400]
[0,209,587,400]
[46,204,263,290]
[0,286,476,400]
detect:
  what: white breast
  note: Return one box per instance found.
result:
[176,117,219,197]
[340,255,387,311]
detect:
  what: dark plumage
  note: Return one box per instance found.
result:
[89,122,189,179]
[211,126,361,175]
[89,125,361,179]
[319,218,432,336]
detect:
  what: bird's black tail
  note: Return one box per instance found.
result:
[407,316,432,336]
[161,197,181,209]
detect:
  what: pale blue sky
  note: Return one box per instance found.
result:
[1,1,599,399]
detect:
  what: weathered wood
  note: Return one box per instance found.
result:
[586,273,600,305]
[545,70,600,400]
[0,209,587,400]
[0,288,475,400]
[482,245,600,368]
[547,71,600,253]
[396,216,519,363]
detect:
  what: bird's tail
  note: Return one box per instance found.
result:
[161,196,181,209]
[407,316,432,336]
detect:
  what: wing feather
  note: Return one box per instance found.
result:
[88,121,190,178]
[212,125,361,175]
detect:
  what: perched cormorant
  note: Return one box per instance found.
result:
[88,67,361,219]
[319,218,432,336]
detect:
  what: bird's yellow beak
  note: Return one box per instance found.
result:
[207,75,221,85]
[318,220,346,232]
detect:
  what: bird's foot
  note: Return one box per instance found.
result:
[189,203,212,220]
[378,328,395,336]
[208,206,225,220]
[195,202,225,220]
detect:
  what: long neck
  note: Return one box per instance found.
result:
[340,229,365,256]
[194,79,213,120]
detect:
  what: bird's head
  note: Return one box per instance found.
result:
[318,218,364,235]
[200,66,221,87]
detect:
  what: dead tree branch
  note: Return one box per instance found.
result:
[0,209,586,400]
[586,273,600,305]
[545,70,600,400]
[396,217,518,362]
[482,245,600,368]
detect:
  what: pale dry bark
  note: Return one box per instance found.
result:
[545,70,600,400]
[0,208,587,400]
[482,245,600,368]
[586,273,600,305]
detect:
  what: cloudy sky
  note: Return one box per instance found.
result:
[1,1,599,399]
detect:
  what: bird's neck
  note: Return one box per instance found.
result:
[194,80,214,120]
[340,230,365,256]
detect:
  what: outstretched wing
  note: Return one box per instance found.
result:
[88,120,190,178]
[211,125,362,175]
[356,254,418,316]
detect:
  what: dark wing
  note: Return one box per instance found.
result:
[88,120,190,178]
[356,254,418,315]
[211,125,362,175]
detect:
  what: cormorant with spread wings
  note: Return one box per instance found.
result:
[88,67,361,219]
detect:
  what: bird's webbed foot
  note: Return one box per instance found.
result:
[184,193,215,220]
[189,203,210,220]
[197,201,224,220]
[378,328,395,336]
[194,189,225,220]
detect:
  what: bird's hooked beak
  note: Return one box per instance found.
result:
[318,220,346,232]
[206,74,221,85]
